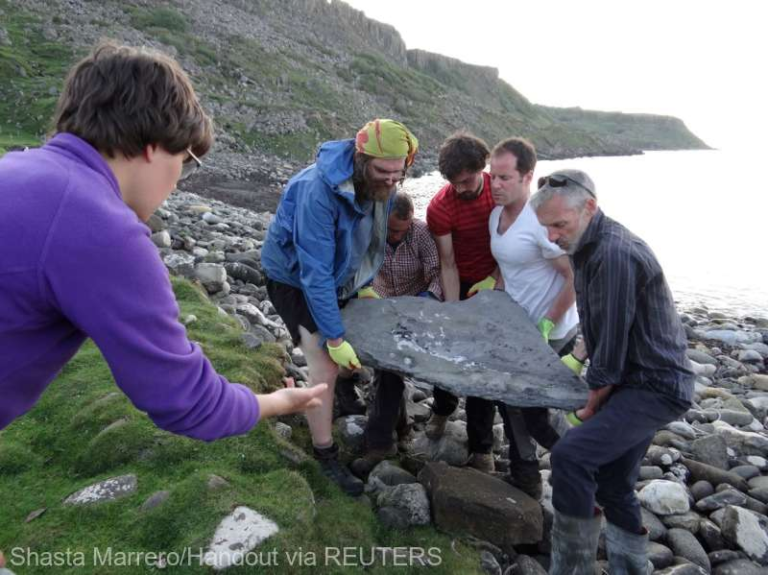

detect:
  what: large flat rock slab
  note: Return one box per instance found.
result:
[342,291,588,409]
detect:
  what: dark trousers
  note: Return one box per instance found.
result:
[430,280,496,454]
[550,386,689,533]
[500,334,577,469]
[365,370,407,450]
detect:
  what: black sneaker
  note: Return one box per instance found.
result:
[333,373,366,417]
[313,444,364,496]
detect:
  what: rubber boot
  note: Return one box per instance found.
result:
[605,522,654,575]
[333,372,366,417]
[549,510,602,575]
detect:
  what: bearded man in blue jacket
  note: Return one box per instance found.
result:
[261,119,419,495]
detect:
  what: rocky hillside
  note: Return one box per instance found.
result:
[0,0,708,208]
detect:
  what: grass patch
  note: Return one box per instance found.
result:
[0,276,483,574]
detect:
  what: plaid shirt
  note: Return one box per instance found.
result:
[373,219,443,299]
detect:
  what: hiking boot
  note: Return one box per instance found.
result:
[506,461,543,499]
[350,444,398,479]
[313,444,364,496]
[333,373,366,417]
[466,452,495,474]
[425,413,449,440]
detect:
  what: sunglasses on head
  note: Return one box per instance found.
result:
[538,174,594,197]
[179,148,203,181]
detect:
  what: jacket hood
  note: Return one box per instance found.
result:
[316,139,356,189]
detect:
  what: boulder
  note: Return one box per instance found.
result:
[638,480,690,515]
[690,434,729,470]
[666,528,711,571]
[203,506,279,570]
[682,458,749,492]
[418,462,542,553]
[341,292,588,409]
[409,420,469,466]
[720,505,768,565]
[63,475,137,505]
[376,483,431,526]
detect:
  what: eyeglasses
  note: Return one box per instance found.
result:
[179,148,202,181]
[538,174,595,197]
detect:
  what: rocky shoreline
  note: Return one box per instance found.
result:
[151,189,768,574]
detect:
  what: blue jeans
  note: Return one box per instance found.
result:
[550,386,689,533]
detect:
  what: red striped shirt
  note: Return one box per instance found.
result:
[426,172,497,283]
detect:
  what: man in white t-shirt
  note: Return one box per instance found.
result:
[488,137,581,499]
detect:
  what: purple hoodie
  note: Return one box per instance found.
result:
[0,134,259,440]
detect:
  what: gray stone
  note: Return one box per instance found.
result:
[341,292,588,409]
[241,332,263,349]
[639,480,691,515]
[369,461,418,487]
[687,349,719,365]
[507,555,547,575]
[273,422,292,440]
[195,263,227,293]
[720,409,757,428]
[712,558,766,574]
[141,490,170,512]
[708,550,745,566]
[691,434,730,469]
[24,508,47,523]
[642,506,668,541]
[335,415,367,455]
[696,489,748,512]
[666,420,699,440]
[655,563,708,574]
[419,462,542,552]
[748,476,768,491]
[691,480,715,501]
[662,511,702,532]
[666,528,711,571]
[730,465,761,480]
[480,551,502,575]
[376,506,410,530]
[700,517,728,552]
[640,466,665,480]
[683,458,750,492]
[146,213,166,233]
[151,230,172,248]
[648,541,675,569]
[409,420,469,466]
[720,505,768,565]
[163,252,196,278]
[207,474,229,490]
[203,506,279,570]
[224,261,263,286]
[739,350,764,363]
[749,487,768,505]
[376,483,431,526]
[63,475,138,505]
[0,26,11,46]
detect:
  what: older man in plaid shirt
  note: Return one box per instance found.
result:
[350,192,442,477]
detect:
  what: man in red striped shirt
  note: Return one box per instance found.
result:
[424,132,501,473]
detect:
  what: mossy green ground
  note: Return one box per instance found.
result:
[0,277,482,574]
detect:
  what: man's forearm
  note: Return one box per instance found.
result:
[545,284,576,324]
[440,265,460,302]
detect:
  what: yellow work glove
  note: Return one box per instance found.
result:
[566,411,584,427]
[467,276,496,296]
[357,286,381,299]
[561,353,584,376]
[538,317,555,342]
[326,340,362,369]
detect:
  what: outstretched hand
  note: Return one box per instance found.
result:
[256,377,328,419]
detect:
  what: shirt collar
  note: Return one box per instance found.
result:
[574,208,605,255]
[46,133,122,199]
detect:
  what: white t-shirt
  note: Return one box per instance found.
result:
[489,203,579,340]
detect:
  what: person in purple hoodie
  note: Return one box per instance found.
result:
[0,42,326,442]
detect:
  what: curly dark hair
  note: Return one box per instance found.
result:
[437,132,490,181]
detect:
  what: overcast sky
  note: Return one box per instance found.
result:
[343,0,767,151]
